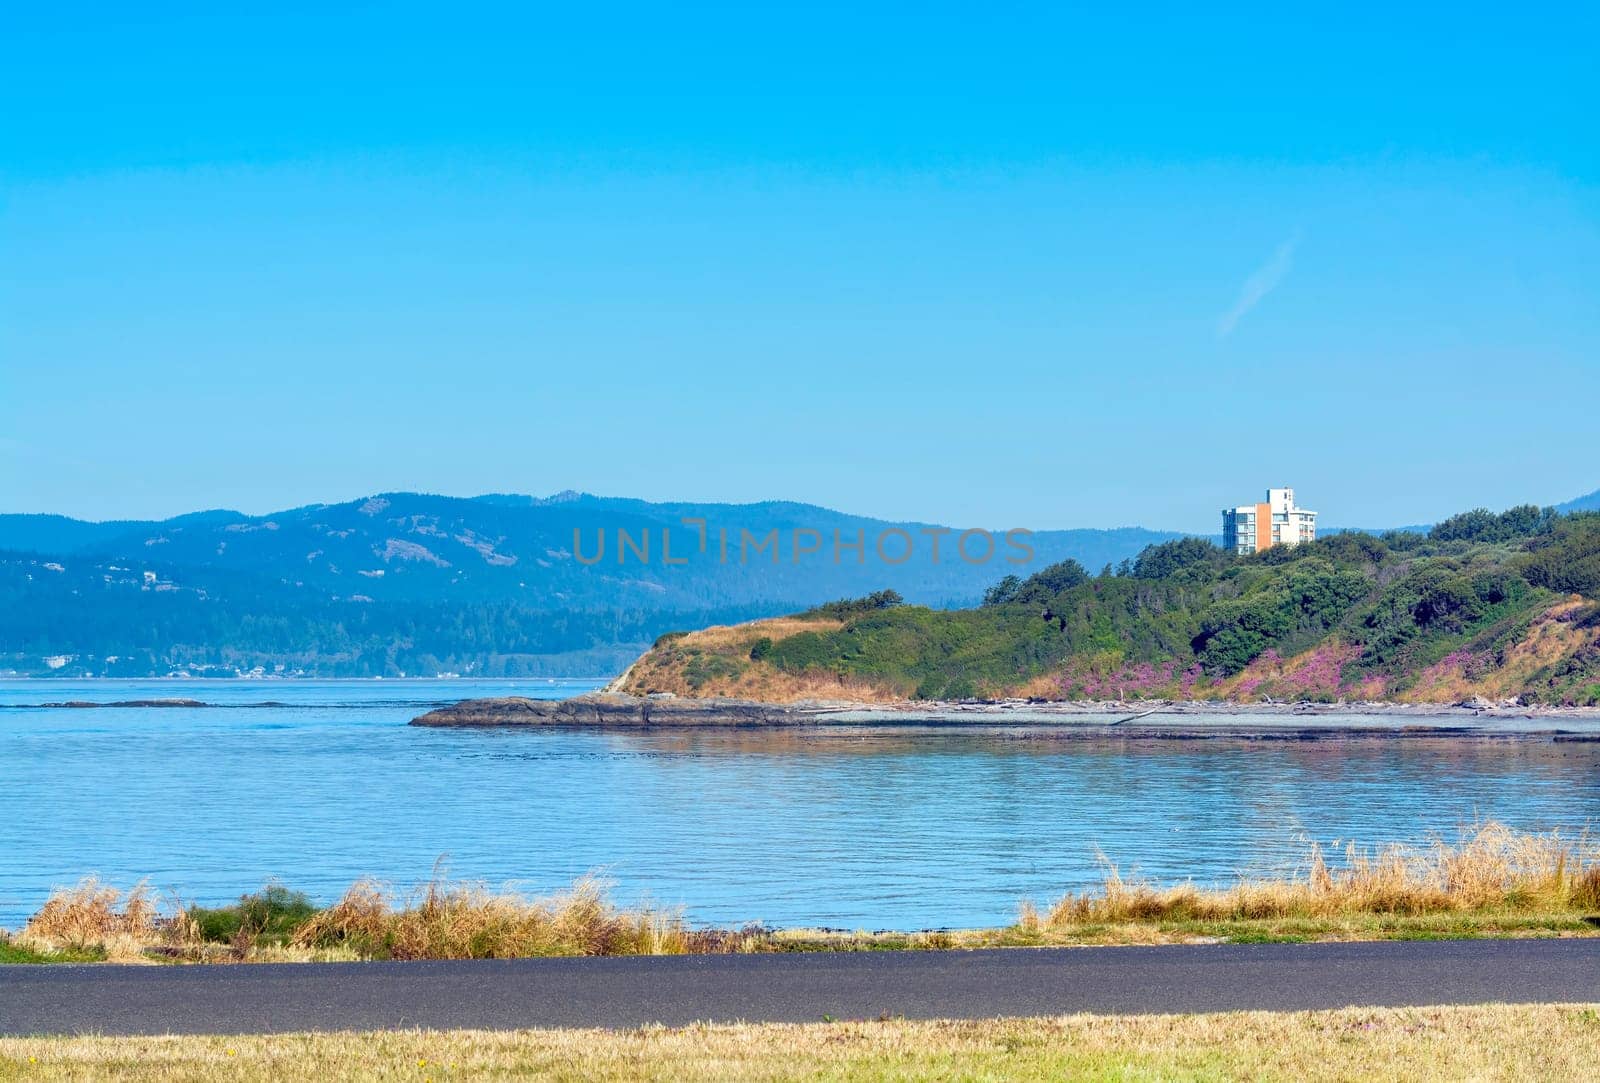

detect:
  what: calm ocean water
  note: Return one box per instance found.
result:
[4,678,1598,930]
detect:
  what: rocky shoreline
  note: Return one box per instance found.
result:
[410,693,1600,736]
[410,694,812,728]
[39,698,210,709]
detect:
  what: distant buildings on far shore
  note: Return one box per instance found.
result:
[1223,487,1317,555]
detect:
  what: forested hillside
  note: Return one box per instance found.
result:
[620,507,1600,706]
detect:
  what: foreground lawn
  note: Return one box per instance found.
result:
[3,1004,1599,1081]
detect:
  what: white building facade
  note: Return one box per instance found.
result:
[1222,487,1318,555]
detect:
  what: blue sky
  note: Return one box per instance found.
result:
[2,5,1596,531]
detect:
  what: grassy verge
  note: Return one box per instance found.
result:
[6,822,1597,964]
[760,910,1600,951]
[0,941,103,965]
[3,1005,1599,1081]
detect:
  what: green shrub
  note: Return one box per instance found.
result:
[1193,596,1293,674]
[1132,539,1228,582]
[1431,504,1553,543]
[1413,575,1482,631]
[681,652,743,690]
[982,575,1023,606]
[800,590,905,620]
[1517,514,1600,597]
[914,674,976,700]
[1013,559,1090,603]
[189,884,317,945]
[767,631,840,673]
[943,676,978,700]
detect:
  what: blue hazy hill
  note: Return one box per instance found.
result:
[0,491,1181,677]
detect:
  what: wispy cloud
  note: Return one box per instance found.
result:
[1217,231,1301,337]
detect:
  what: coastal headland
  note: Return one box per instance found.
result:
[576,508,1600,712]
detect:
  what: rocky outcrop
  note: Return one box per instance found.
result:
[411,692,1600,730]
[410,693,811,728]
[43,698,209,708]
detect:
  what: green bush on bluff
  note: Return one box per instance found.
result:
[1517,513,1600,596]
[1431,504,1554,544]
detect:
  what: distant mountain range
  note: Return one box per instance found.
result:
[0,492,1181,678]
[3,488,1591,678]
[1558,487,1600,514]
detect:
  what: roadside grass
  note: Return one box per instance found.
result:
[7,823,1597,964]
[0,936,103,965]
[8,878,157,963]
[4,1004,1600,1081]
[7,875,697,964]
[760,910,1600,951]
[288,874,694,960]
[1033,820,1600,928]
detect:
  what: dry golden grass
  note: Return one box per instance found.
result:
[1397,597,1597,703]
[8,875,706,964]
[1010,671,1070,699]
[635,665,908,704]
[1038,821,1600,928]
[617,615,910,703]
[712,669,907,704]
[290,874,695,960]
[669,617,844,651]
[4,1005,1600,1081]
[12,878,159,963]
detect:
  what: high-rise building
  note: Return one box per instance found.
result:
[1223,487,1317,555]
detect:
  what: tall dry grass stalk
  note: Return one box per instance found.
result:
[1043,821,1600,927]
[15,878,160,960]
[290,874,696,959]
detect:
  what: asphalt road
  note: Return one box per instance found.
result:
[3,939,1598,1036]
